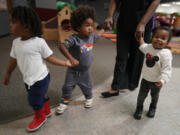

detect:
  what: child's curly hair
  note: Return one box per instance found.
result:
[70,5,96,32]
[11,6,42,37]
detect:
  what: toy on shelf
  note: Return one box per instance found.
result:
[41,15,58,41]
[56,1,76,11]
[41,1,76,43]
[57,2,76,43]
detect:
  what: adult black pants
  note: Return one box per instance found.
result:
[111,29,151,90]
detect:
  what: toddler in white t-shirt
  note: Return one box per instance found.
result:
[3,6,74,132]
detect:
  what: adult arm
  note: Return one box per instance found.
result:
[135,0,161,41]
[104,0,118,30]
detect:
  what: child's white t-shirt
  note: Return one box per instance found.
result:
[10,37,53,86]
[139,43,172,85]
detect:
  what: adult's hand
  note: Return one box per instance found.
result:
[135,23,145,42]
[104,17,113,30]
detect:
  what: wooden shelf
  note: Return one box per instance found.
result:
[0,8,7,11]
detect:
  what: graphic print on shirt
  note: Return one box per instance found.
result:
[64,41,69,45]
[146,53,159,67]
[80,43,93,54]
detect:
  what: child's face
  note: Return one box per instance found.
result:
[152,29,169,49]
[78,18,94,37]
[10,19,29,38]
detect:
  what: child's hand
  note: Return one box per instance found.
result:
[65,60,73,67]
[3,74,10,85]
[135,23,145,41]
[98,29,105,36]
[135,32,144,45]
[139,36,144,45]
[155,81,162,88]
[70,58,79,66]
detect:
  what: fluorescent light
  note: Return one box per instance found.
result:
[175,2,180,5]
[161,4,171,7]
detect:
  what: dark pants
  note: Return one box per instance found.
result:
[136,79,161,109]
[25,74,50,110]
[61,68,92,104]
[111,28,151,91]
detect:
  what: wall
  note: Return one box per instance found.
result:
[35,0,110,24]
[36,0,57,9]
[13,0,28,7]
[0,0,28,37]
[0,11,10,37]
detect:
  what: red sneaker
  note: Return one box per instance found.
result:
[43,99,51,118]
[27,108,47,132]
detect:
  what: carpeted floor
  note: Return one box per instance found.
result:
[169,37,180,54]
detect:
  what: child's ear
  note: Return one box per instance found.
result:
[24,25,30,33]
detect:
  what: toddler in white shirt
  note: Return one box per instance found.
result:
[134,26,173,120]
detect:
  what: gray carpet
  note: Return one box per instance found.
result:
[0,36,116,124]
[1,54,180,135]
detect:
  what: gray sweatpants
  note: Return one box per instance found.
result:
[61,68,92,104]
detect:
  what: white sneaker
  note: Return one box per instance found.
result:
[56,104,68,115]
[84,98,93,108]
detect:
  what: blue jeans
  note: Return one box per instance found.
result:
[25,74,50,110]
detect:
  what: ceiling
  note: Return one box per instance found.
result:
[157,1,180,13]
[161,0,180,3]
